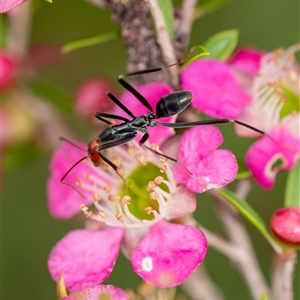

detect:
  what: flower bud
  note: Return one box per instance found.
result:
[271,207,300,246]
[0,51,18,90]
[74,77,117,119]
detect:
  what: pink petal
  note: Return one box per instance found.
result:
[174,126,238,193]
[165,185,196,219]
[48,228,124,292]
[47,140,94,219]
[181,59,251,118]
[131,220,207,287]
[271,207,300,246]
[228,48,265,75]
[0,0,27,13]
[114,82,175,145]
[63,284,128,300]
[245,126,300,189]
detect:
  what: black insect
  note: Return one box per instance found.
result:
[61,63,266,187]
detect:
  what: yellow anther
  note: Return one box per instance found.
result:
[145,206,154,214]
[80,204,88,211]
[154,176,164,185]
[149,191,158,200]
[128,146,136,157]
[104,183,111,193]
[97,211,105,218]
[109,194,121,202]
[146,181,156,191]
[121,195,131,205]
[93,193,101,202]
[116,213,125,221]
[86,211,93,218]
[138,154,148,165]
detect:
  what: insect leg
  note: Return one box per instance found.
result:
[159,118,265,135]
[106,92,136,119]
[94,111,130,123]
[97,133,137,182]
[117,62,180,112]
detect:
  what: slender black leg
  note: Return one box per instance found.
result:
[59,136,86,151]
[139,132,150,144]
[159,118,265,135]
[94,111,129,124]
[60,155,89,198]
[117,62,180,112]
[106,92,136,119]
[97,134,137,183]
[138,131,201,183]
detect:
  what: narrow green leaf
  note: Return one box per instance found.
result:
[217,188,282,254]
[27,80,73,113]
[285,159,300,207]
[203,29,239,60]
[62,31,118,54]
[157,0,174,40]
[181,45,209,67]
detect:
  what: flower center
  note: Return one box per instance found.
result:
[119,163,168,221]
[80,142,176,229]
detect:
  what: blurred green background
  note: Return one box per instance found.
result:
[2,0,299,299]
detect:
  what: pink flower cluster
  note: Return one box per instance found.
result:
[47,43,299,295]
[181,44,300,188]
[47,82,238,292]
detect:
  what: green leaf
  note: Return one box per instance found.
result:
[194,0,230,19]
[157,0,174,40]
[62,31,118,54]
[203,29,239,60]
[27,79,73,113]
[285,159,300,207]
[217,188,282,254]
[181,45,209,67]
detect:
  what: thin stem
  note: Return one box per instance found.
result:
[181,0,198,46]
[271,252,297,300]
[7,1,31,58]
[182,265,225,300]
[211,180,272,300]
[147,0,178,87]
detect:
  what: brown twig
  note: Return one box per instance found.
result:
[271,252,297,300]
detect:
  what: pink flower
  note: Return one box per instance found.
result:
[271,207,300,246]
[47,137,208,290]
[62,284,128,300]
[238,44,300,188]
[180,59,251,118]
[0,0,28,13]
[47,86,238,289]
[0,51,18,90]
[173,126,238,193]
[228,47,265,75]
